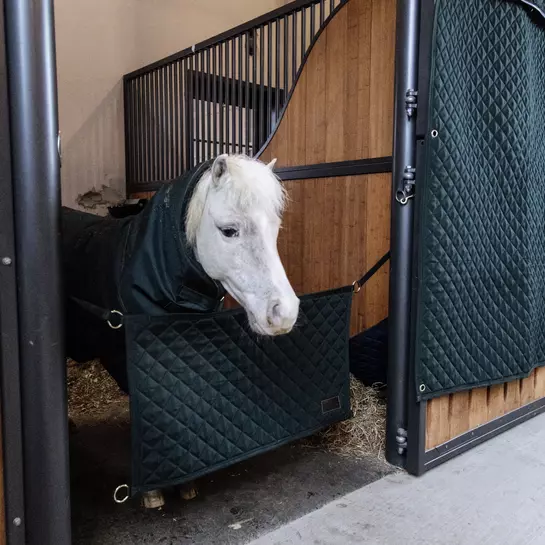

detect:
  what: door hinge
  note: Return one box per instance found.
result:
[405,89,418,118]
[396,166,416,205]
[396,428,408,455]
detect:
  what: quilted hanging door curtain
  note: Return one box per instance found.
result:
[414,0,545,399]
[125,288,353,495]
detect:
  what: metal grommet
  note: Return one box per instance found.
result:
[431,129,439,138]
[352,281,361,294]
[419,384,426,392]
[114,484,130,504]
[12,517,22,527]
[107,310,124,330]
[1,257,12,266]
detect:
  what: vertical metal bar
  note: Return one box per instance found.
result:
[275,20,280,123]
[174,62,180,177]
[302,8,307,58]
[167,64,174,179]
[200,52,206,163]
[245,33,250,156]
[123,79,133,188]
[267,22,272,137]
[219,43,225,155]
[320,0,325,24]
[136,78,142,184]
[212,46,218,157]
[144,73,150,181]
[252,28,257,155]
[179,60,185,173]
[152,69,158,181]
[386,0,421,468]
[196,54,202,167]
[260,27,265,148]
[231,38,236,153]
[292,12,297,82]
[206,48,212,160]
[238,35,243,155]
[284,15,289,102]
[330,0,335,15]
[184,57,193,169]
[0,3,28,543]
[4,0,71,543]
[310,3,316,37]
[225,41,230,155]
[159,67,166,181]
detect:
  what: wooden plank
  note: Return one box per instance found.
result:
[448,392,470,439]
[520,371,535,406]
[368,0,396,157]
[304,29,327,164]
[426,396,451,450]
[487,384,506,420]
[324,5,347,162]
[286,67,307,166]
[504,380,522,413]
[468,387,489,430]
[344,0,372,160]
[362,173,391,330]
[534,367,545,399]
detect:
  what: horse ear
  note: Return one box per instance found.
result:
[267,158,277,171]
[212,154,229,185]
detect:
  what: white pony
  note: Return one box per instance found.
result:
[186,154,300,335]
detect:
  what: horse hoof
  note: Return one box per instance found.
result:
[180,483,198,501]
[142,490,165,509]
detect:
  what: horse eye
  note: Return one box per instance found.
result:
[219,227,239,238]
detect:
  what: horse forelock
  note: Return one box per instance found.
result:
[185,155,286,246]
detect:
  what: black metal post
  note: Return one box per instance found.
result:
[4,0,71,544]
[386,0,421,467]
[218,45,225,155]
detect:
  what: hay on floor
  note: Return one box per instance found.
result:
[67,359,128,421]
[67,361,387,459]
[304,377,387,459]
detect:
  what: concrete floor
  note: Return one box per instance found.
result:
[249,412,545,545]
[70,411,391,545]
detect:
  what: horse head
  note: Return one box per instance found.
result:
[186,154,300,336]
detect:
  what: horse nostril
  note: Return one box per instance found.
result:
[272,302,282,318]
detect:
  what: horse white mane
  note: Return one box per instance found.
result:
[185,155,286,246]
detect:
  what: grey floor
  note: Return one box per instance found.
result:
[70,410,391,545]
[249,412,545,545]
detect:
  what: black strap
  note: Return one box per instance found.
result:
[354,251,391,290]
[70,297,124,328]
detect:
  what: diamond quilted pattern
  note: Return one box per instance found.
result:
[415,0,545,399]
[125,287,352,493]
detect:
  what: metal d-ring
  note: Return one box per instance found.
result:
[107,310,124,330]
[352,280,361,294]
[114,484,130,504]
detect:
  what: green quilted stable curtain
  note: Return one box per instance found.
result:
[414,0,545,399]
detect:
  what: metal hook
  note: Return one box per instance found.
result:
[114,484,130,504]
[107,310,124,330]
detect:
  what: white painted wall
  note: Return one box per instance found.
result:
[55,0,285,207]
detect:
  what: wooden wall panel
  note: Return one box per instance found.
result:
[426,369,545,450]
[259,0,396,166]
[278,174,391,335]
